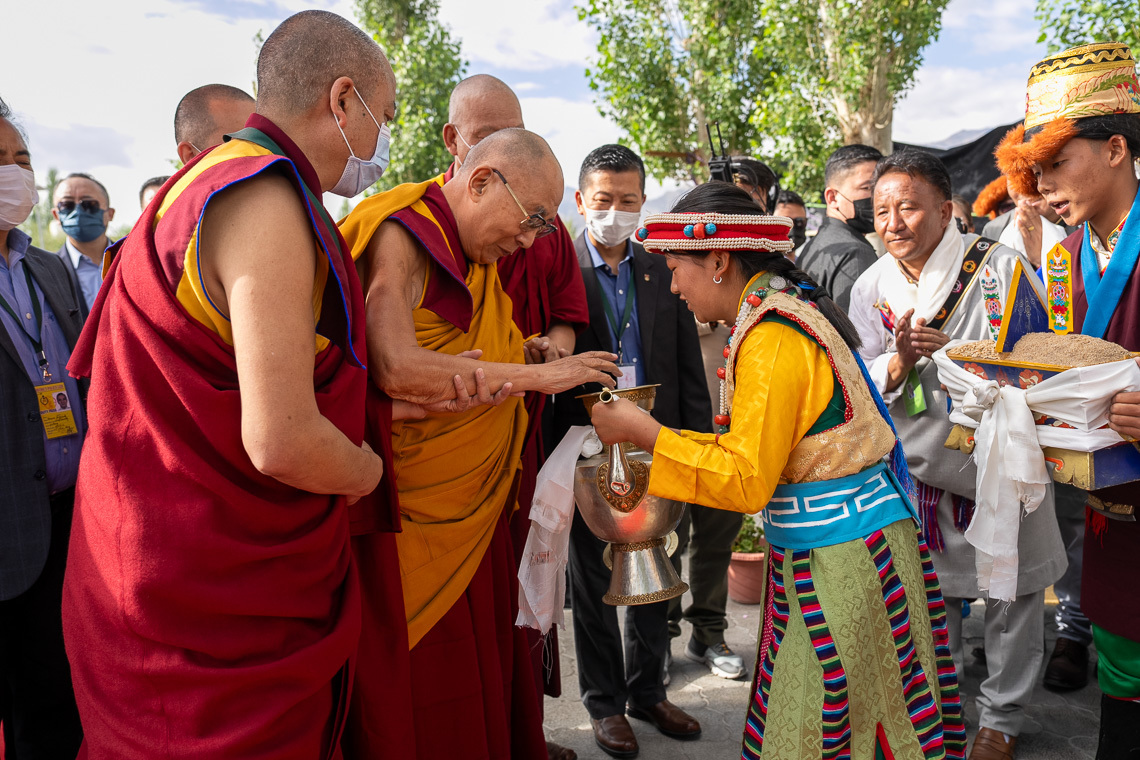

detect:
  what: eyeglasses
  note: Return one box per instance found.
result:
[492,169,557,239]
[790,217,808,230]
[56,199,102,215]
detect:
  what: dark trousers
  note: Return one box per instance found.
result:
[0,490,82,760]
[568,509,668,720]
[668,504,742,647]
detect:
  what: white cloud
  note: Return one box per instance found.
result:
[894,63,1029,146]
[438,0,596,70]
[940,0,1040,54]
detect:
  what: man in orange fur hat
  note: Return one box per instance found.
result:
[996,41,1140,759]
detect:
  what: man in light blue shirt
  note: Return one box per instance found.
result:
[584,234,645,387]
[0,99,86,757]
[52,172,114,313]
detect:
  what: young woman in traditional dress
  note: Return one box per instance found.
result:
[589,182,966,760]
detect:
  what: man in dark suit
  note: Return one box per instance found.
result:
[0,99,85,758]
[52,172,114,316]
[552,145,710,758]
[797,144,883,311]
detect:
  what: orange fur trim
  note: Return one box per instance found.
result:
[995,119,1080,198]
[972,175,1009,217]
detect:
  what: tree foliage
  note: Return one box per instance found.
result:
[1035,0,1140,53]
[354,0,466,189]
[18,167,65,251]
[578,0,948,195]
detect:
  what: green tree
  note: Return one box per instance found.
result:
[19,167,65,251]
[354,0,467,189]
[577,0,769,183]
[1035,0,1140,52]
[578,0,948,194]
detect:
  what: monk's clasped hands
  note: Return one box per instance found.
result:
[523,336,571,364]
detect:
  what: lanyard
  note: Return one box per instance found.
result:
[0,263,50,381]
[599,266,634,354]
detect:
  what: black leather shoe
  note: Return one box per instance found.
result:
[590,715,639,758]
[1044,637,1089,691]
[627,699,701,740]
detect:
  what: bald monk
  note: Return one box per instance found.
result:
[341,129,617,759]
[61,11,394,758]
[174,83,256,165]
[443,73,589,760]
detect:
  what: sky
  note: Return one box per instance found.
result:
[1,0,1047,232]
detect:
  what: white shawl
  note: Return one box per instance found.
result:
[877,223,964,323]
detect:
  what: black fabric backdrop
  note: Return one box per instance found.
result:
[895,121,1020,204]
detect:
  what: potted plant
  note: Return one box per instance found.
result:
[727,516,767,605]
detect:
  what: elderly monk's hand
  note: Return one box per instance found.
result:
[346,441,384,505]
[533,351,621,394]
[590,396,662,452]
[402,350,522,417]
[523,336,571,365]
[1108,364,1140,439]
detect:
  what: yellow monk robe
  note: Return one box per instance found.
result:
[339,178,527,648]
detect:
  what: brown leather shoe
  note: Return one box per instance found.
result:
[627,699,701,740]
[1043,637,1089,691]
[546,740,577,760]
[590,715,638,758]
[969,727,1016,760]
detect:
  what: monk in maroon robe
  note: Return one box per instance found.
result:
[61,14,395,758]
[440,75,589,760]
[342,129,614,760]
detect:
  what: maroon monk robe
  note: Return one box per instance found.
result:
[1066,227,1140,639]
[343,182,547,760]
[62,115,371,760]
[445,162,589,702]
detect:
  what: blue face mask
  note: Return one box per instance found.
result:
[60,205,107,243]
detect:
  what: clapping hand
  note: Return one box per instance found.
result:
[895,308,950,370]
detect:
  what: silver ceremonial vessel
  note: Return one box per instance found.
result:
[574,384,688,605]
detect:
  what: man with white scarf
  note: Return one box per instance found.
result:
[848,148,1066,760]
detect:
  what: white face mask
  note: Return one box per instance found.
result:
[0,164,37,228]
[330,88,391,198]
[585,208,641,248]
[453,127,474,168]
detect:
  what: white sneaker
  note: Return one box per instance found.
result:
[685,640,745,680]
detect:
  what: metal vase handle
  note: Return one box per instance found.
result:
[599,388,634,497]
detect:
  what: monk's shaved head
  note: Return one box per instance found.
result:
[174,84,254,148]
[444,128,564,264]
[448,74,521,125]
[456,128,561,193]
[256,10,392,115]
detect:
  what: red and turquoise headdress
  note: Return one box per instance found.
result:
[635,212,794,255]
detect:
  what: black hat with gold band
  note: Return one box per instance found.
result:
[996,42,1140,197]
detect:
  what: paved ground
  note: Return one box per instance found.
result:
[544,590,1101,758]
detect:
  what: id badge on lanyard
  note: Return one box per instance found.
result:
[615,339,638,390]
[0,264,78,438]
[36,382,78,438]
[602,271,638,389]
